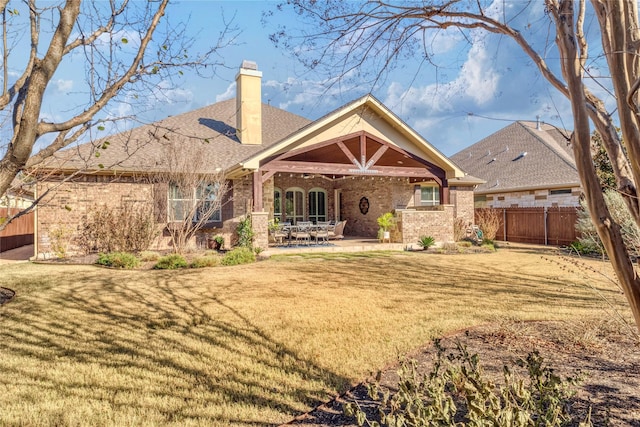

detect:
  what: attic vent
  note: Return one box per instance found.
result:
[513,151,527,161]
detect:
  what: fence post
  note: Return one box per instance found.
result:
[503,208,507,242]
[544,207,548,246]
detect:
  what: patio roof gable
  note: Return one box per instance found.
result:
[231,95,466,179]
[259,131,446,185]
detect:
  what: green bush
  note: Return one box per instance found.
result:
[153,254,188,270]
[221,247,256,266]
[344,341,589,426]
[236,216,254,248]
[96,252,140,269]
[190,255,221,268]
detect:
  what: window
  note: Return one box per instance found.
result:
[549,188,572,195]
[285,188,305,224]
[420,185,440,206]
[308,188,327,223]
[168,183,221,223]
[274,188,282,222]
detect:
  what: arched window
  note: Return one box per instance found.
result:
[274,187,282,222]
[308,188,327,223]
[284,187,305,224]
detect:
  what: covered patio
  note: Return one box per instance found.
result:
[225,95,480,251]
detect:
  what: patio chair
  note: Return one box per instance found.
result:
[270,223,290,246]
[310,222,330,244]
[328,220,346,240]
[290,221,312,245]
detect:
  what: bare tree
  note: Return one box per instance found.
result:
[275,0,640,332]
[150,142,229,254]
[0,0,237,230]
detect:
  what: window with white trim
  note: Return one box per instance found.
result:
[420,185,440,206]
[168,183,221,223]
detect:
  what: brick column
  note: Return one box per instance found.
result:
[250,211,269,250]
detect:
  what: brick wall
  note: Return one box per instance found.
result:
[451,186,475,226]
[396,206,455,247]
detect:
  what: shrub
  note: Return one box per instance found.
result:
[221,247,256,266]
[453,217,468,241]
[78,203,158,254]
[153,254,188,269]
[190,255,221,268]
[344,341,589,426]
[49,225,75,258]
[475,208,501,241]
[576,190,640,257]
[236,216,254,248]
[96,252,140,269]
[138,251,161,262]
[417,235,436,250]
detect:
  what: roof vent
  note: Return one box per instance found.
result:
[513,151,528,161]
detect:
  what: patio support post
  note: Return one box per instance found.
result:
[250,211,269,251]
[442,181,450,205]
[252,170,263,212]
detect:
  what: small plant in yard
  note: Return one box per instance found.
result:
[96,252,140,269]
[344,340,590,427]
[138,250,161,262]
[221,247,256,266]
[207,235,224,250]
[417,235,436,250]
[453,217,468,241]
[475,208,501,241]
[49,225,75,258]
[190,255,221,268]
[153,253,188,269]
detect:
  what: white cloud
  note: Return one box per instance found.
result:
[216,82,235,102]
[55,79,74,93]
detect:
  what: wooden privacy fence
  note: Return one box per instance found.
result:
[0,208,34,252]
[475,207,578,246]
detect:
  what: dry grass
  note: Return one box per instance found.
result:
[0,245,631,426]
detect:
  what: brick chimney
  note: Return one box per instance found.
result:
[236,60,262,145]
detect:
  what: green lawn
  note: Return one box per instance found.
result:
[0,248,630,426]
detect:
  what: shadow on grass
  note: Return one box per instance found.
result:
[0,266,350,426]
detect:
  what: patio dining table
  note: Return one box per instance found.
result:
[276,222,333,246]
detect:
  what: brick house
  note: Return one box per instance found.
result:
[33,61,481,258]
[451,121,581,208]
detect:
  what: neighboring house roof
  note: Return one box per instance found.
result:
[450,121,579,194]
[44,99,312,174]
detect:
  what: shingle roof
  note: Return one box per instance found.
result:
[450,121,579,193]
[46,98,311,173]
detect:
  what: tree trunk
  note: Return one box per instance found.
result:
[555,0,640,331]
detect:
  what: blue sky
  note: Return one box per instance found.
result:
[29,1,617,157]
